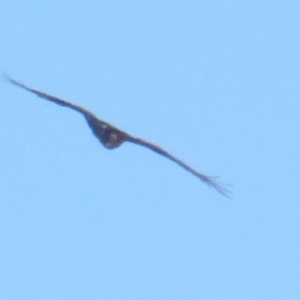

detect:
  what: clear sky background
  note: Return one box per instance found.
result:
[0,1,299,299]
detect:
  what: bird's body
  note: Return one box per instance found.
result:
[5,76,230,197]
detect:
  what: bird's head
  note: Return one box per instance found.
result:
[103,131,124,149]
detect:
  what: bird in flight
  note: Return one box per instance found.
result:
[5,75,230,197]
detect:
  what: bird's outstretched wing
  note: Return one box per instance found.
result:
[4,75,130,148]
[4,75,93,117]
[126,136,230,197]
[5,75,230,197]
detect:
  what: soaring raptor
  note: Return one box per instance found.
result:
[6,76,229,197]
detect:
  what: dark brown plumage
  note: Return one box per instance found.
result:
[5,76,230,197]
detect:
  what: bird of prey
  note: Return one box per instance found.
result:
[5,76,230,197]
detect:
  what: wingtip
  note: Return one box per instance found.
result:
[2,73,26,89]
[1,71,10,82]
[2,72,15,85]
[206,176,232,198]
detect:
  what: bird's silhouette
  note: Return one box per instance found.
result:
[5,76,230,197]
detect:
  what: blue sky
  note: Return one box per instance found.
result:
[0,1,300,299]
